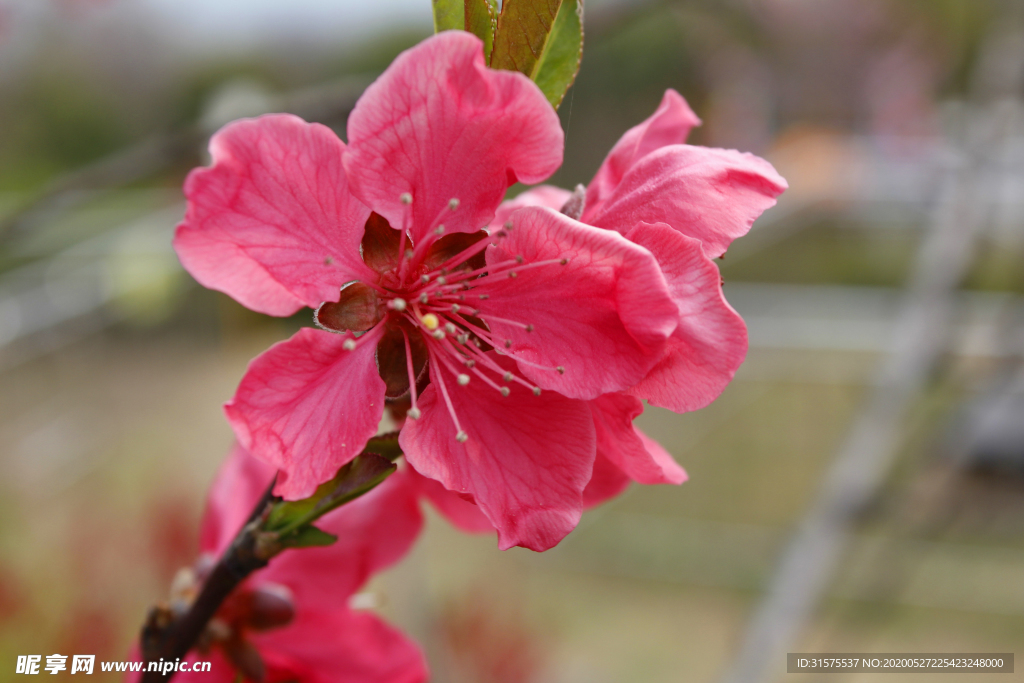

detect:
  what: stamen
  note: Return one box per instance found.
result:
[557,366,565,374]
[324,256,334,265]
[500,387,510,397]
[389,298,407,311]
[434,225,445,235]
[457,374,470,386]
[532,387,541,396]
[405,249,414,259]
[503,372,513,382]
[450,304,460,314]
[421,275,430,283]
[432,330,446,340]
[400,192,413,205]
[444,323,458,335]
[343,339,356,351]
[456,431,468,442]
[401,328,420,416]
[515,255,524,264]
[421,313,440,330]
[426,347,468,440]
[448,198,460,211]
[508,271,517,278]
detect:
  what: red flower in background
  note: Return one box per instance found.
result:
[133,446,427,683]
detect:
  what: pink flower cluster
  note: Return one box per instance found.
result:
[175,31,785,554]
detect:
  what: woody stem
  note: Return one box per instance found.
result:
[139,482,278,683]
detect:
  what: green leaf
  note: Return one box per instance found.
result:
[490,0,584,108]
[278,525,338,549]
[465,0,498,61]
[265,452,397,534]
[432,0,464,32]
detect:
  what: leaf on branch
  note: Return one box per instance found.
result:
[490,0,584,108]
[265,450,397,534]
[278,525,338,549]
[433,0,499,61]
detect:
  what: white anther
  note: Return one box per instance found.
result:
[437,276,447,285]
[508,271,517,278]
[525,324,534,332]
[435,225,445,235]
[473,338,482,348]
[478,294,489,300]
[503,372,513,382]
[515,255,524,264]
[532,387,542,396]
[408,407,421,419]
[445,323,458,335]
[400,192,413,205]
[499,387,510,397]
[448,198,460,211]
[455,430,468,442]
[405,249,414,259]
[421,274,430,283]
[465,359,476,368]
[421,313,439,330]
[556,366,565,374]
[458,334,470,344]
[432,330,446,340]
[419,293,429,304]
[390,298,407,311]
[471,309,481,316]
[457,374,470,386]
[343,339,357,351]
[450,304,461,313]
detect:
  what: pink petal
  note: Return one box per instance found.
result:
[583,145,787,258]
[344,32,563,246]
[581,451,631,509]
[475,207,678,400]
[258,609,428,683]
[399,353,595,552]
[625,222,748,412]
[224,326,386,500]
[489,184,571,230]
[590,393,686,485]
[174,114,373,316]
[406,465,495,534]
[262,466,423,607]
[200,443,278,556]
[586,90,702,217]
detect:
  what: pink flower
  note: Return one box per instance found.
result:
[494,90,788,504]
[140,445,428,683]
[173,32,679,551]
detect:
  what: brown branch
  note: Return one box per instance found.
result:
[140,482,278,683]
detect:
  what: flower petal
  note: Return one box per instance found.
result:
[476,207,677,399]
[583,145,787,258]
[345,32,563,246]
[399,353,595,551]
[262,466,424,606]
[586,90,702,217]
[258,609,428,683]
[581,451,631,509]
[590,393,686,485]
[224,326,386,500]
[489,184,572,230]
[175,114,374,316]
[625,222,748,412]
[406,465,495,534]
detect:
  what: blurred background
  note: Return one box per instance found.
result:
[2,0,1024,681]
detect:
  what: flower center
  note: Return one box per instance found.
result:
[315,196,569,444]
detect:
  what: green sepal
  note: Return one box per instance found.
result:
[278,525,338,549]
[490,0,584,109]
